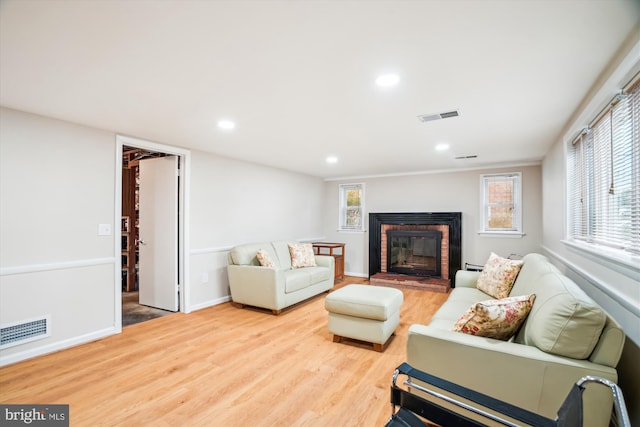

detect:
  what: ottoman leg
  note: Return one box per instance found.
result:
[373,332,395,352]
[333,335,342,343]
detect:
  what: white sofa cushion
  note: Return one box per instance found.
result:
[231,243,277,267]
[284,267,331,293]
[271,241,293,270]
[284,269,312,293]
[517,272,606,359]
[431,287,488,324]
[325,284,403,321]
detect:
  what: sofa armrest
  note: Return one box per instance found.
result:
[407,324,617,425]
[314,255,335,270]
[227,265,285,310]
[455,270,481,288]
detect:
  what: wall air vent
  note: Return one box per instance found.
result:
[0,316,51,349]
[418,110,460,123]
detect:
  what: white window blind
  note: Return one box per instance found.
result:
[568,80,640,255]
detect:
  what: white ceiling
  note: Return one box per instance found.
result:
[1,1,638,179]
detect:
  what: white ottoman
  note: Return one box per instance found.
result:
[325,284,404,352]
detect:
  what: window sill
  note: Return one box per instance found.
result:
[562,240,640,279]
[477,231,525,238]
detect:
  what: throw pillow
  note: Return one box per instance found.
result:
[288,243,317,268]
[452,294,536,341]
[476,252,524,299]
[256,249,275,268]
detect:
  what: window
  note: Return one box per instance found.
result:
[567,80,640,257]
[338,183,365,232]
[480,173,522,235]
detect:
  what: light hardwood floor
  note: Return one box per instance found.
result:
[0,278,449,427]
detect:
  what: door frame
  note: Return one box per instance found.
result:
[114,135,191,332]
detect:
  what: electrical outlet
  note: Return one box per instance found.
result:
[202,272,209,283]
[98,224,112,236]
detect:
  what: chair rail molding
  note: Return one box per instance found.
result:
[0,257,115,276]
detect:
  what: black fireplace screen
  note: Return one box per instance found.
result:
[387,230,442,277]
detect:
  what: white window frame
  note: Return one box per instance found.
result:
[565,78,640,268]
[479,172,523,237]
[560,41,640,278]
[338,183,365,232]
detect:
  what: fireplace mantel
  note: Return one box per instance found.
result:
[369,212,462,287]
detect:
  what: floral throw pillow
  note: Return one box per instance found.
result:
[288,243,317,269]
[476,252,524,299]
[452,294,536,341]
[256,249,275,268]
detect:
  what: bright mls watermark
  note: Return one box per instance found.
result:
[1,405,69,426]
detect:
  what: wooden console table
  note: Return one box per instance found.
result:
[312,242,345,281]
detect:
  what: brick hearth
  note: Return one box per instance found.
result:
[369,272,450,293]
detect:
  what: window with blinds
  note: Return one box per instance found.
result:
[568,79,640,256]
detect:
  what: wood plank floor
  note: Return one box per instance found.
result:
[0,278,449,427]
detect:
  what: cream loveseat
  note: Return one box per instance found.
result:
[407,253,625,427]
[227,241,334,314]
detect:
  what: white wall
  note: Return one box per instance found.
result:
[322,165,543,277]
[188,151,325,310]
[540,34,640,423]
[0,107,117,365]
[0,107,326,364]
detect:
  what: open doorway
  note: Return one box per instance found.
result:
[115,135,191,331]
[121,146,175,326]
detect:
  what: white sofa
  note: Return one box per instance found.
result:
[227,241,334,314]
[407,253,625,427]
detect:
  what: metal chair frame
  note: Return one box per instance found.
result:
[386,363,630,427]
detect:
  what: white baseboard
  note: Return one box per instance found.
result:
[187,295,232,312]
[0,326,116,367]
[345,271,368,278]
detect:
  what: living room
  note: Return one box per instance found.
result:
[1,1,639,425]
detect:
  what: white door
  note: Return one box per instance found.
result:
[138,155,179,312]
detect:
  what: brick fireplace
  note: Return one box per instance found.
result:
[369,212,462,289]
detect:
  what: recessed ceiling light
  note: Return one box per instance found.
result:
[217,120,236,130]
[375,74,399,87]
[326,156,338,164]
[435,143,450,151]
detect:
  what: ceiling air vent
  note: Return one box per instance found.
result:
[418,110,460,123]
